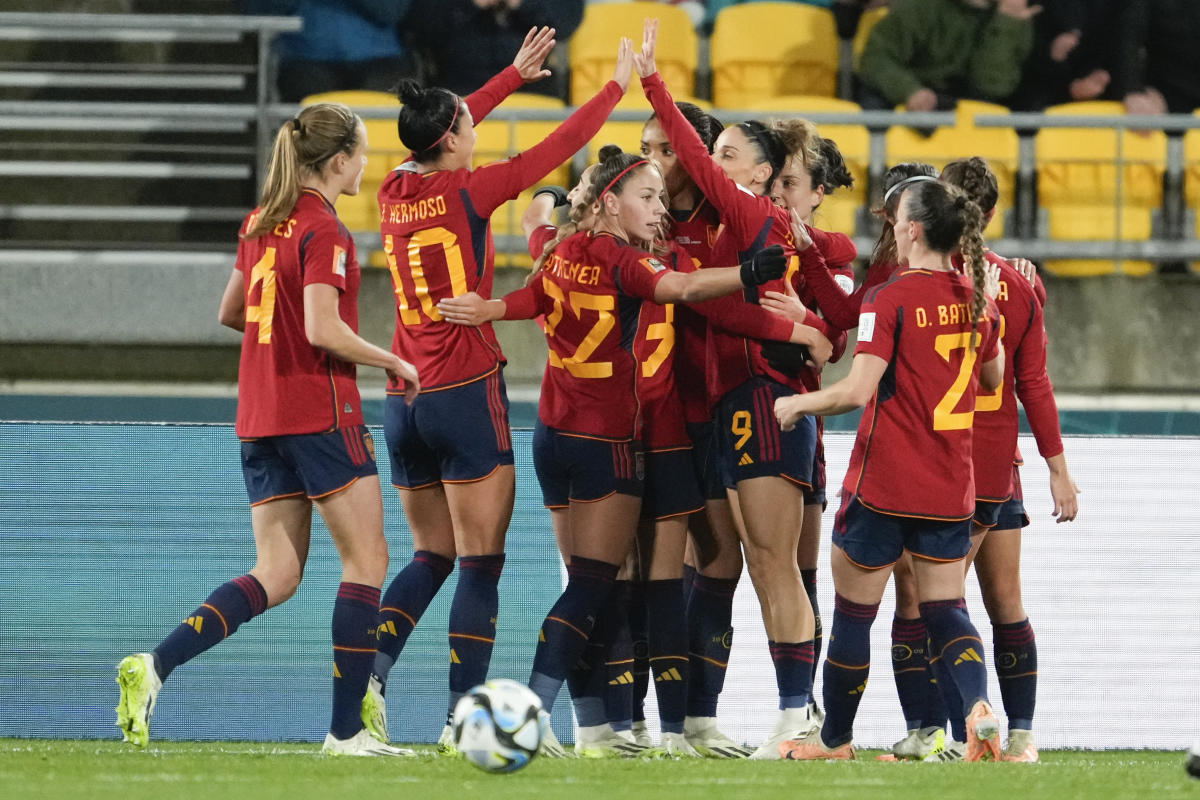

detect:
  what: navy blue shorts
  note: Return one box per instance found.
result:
[805,435,827,508]
[686,420,726,501]
[384,370,514,489]
[240,426,378,506]
[643,447,705,521]
[533,421,643,508]
[974,465,1030,530]
[714,377,816,491]
[832,494,972,570]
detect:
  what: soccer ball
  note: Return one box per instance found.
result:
[1187,741,1200,779]
[452,679,543,773]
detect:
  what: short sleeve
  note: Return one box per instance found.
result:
[614,249,672,301]
[301,220,351,292]
[854,285,899,364]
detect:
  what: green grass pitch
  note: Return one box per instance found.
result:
[2,741,1195,800]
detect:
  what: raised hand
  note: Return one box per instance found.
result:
[612,36,634,92]
[513,26,556,83]
[632,17,659,79]
[789,207,813,252]
[984,260,1002,301]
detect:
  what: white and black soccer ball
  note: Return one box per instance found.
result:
[452,679,543,773]
[1187,741,1200,779]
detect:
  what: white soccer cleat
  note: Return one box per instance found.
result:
[360,675,389,744]
[892,726,947,761]
[116,653,162,748]
[927,738,966,762]
[683,716,753,758]
[437,722,458,756]
[1001,729,1039,763]
[661,731,703,758]
[322,728,415,756]
[575,722,653,758]
[749,707,816,760]
[536,710,571,758]
[631,720,653,747]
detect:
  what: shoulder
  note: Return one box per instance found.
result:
[865,266,919,305]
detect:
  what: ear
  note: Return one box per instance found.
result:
[751,160,772,191]
[811,183,826,210]
[600,192,620,217]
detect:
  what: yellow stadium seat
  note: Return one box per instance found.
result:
[711,3,838,107]
[852,6,888,71]
[1036,101,1166,276]
[748,96,869,237]
[570,2,697,106]
[1182,110,1200,273]
[885,100,1018,240]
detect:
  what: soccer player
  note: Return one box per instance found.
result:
[438,147,788,756]
[774,177,1005,763]
[364,30,637,751]
[115,103,420,756]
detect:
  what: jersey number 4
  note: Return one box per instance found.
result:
[246,247,277,344]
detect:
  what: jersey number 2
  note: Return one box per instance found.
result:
[933,331,982,431]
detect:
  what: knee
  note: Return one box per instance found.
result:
[254,567,304,608]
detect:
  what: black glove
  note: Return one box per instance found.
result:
[761,340,812,378]
[739,244,786,287]
[532,185,570,208]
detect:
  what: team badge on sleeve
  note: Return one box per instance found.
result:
[858,311,876,343]
[332,245,347,278]
[639,257,667,274]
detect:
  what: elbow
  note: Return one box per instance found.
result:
[218,308,240,330]
[846,386,873,409]
[305,318,331,351]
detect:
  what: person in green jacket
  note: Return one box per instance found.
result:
[856,0,1040,111]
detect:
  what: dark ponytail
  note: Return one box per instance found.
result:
[940,156,999,216]
[902,181,988,326]
[812,137,855,195]
[395,78,464,163]
[737,119,787,193]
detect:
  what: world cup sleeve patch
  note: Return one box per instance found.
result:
[835,274,854,294]
[332,245,347,278]
[639,256,667,273]
[858,311,876,343]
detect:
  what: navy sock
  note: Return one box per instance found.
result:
[646,579,688,734]
[921,598,989,727]
[624,580,649,725]
[801,569,822,689]
[375,550,454,685]
[330,582,380,740]
[993,618,1037,730]
[930,651,963,740]
[447,554,504,714]
[890,616,931,731]
[529,556,619,713]
[566,620,607,728]
[686,573,736,717]
[681,563,697,605]
[769,639,815,711]
[821,594,879,747]
[604,580,635,731]
[154,574,267,680]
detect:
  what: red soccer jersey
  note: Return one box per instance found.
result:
[969,252,1063,500]
[844,268,1001,520]
[515,231,670,440]
[234,189,364,438]
[378,70,623,392]
[667,201,721,424]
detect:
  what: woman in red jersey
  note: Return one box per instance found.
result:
[363,31,638,749]
[116,103,419,756]
[774,178,1006,763]
[440,148,788,755]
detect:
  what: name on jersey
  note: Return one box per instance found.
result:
[915,302,974,328]
[545,252,601,286]
[381,195,447,224]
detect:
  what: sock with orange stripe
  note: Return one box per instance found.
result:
[528,556,618,714]
[801,569,823,687]
[993,618,1037,730]
[920,598,989,719]
[331,582,380,740]
[646,579,688,734]
[686,574,736,717]
[890,616,931,731]
[374,550,454,688]
[153,574,267,680]
[447,554,504,715]
[821,594,879,747]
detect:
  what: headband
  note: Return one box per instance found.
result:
[424,91,461,152]
[599,159,650,199]
[291,116,306,137]
[883,174,938,206]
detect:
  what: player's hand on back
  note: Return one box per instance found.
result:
[389,357,420,405]
[633,18,658,79]
[437,291,497,327]
[513,26,556,83]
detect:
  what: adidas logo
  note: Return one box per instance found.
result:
[184,616,203,634]
[333,663,342,679]
[379,620,398,637]
[954,647,983,665]
[849,681,868,696]
[450,649,461,665]
[655,667,684,682]
[738,453,754,466]
[609,671,634,686]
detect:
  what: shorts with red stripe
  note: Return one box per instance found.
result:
[384,369,514,489]
[532,420,643,508]
[240,425,378,506]
[974,464,1030,530]
[832,493,972,569]
[713,377,816,491]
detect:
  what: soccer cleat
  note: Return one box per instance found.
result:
[437,723,458,756]
[927,739,965,762]
[891,726,947,761]
[536,710,571,758]
[631,720,653,748]
[1001,729,1039,763]
[807,700,825,728]
[322,728,415,756]
[116,653,162,748]
[661,731,703,758]
[683,716,753,758]
[576,723,654,758]
[964,700,1001,762]
[749,707,816,760]
[360,675,389,744]
[779,729,856,761]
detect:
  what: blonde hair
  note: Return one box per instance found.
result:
[244,103,360,240]
[769,117,822,178]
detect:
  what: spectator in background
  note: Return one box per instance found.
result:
[1012,0,1119,110]
[830,0,890,40]
[856,0,1039,111]
[241,0,416,103]
[1113,0,1200,115]
[407,0,584,99]
[588,0,708,32]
